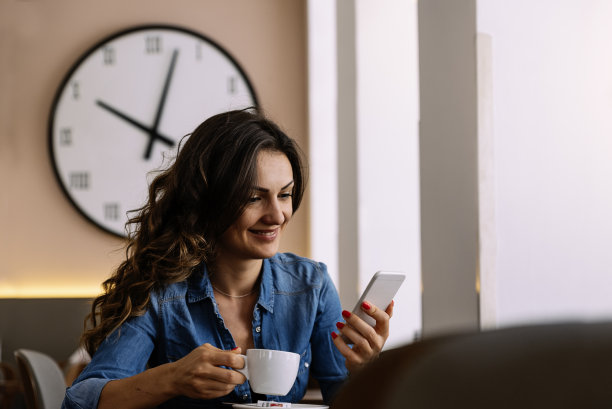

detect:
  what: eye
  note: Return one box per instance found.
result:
[279,192,293,200]
[248,196,261,204]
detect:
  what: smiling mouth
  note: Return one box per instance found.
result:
[249,229,278,237]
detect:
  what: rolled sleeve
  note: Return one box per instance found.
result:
[63,306,158,408]
[62,378,111,409]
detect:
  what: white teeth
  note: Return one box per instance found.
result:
[253,230,275,236]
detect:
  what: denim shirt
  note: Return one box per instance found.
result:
[62,253,348,409]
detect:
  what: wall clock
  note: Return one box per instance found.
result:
[49,24,258,238]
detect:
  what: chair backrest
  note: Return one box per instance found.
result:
[332,321,612,409]
[14,349,66,409]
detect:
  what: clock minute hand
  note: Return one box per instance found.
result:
[152,49,178,131]
[144,49,179,159]
[96,100,175,147]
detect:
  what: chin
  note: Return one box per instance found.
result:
[253,245,280,260]
[259,249,280,259]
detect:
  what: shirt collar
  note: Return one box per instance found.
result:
[186,259,275,313]
[257,258,274,313]
[186,263,214,303]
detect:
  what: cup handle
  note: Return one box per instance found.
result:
[234,354,249,379]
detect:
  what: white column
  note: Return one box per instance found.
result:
[478,0,612,326]
[354,0,421,348]
[418,0,480,337]
[309,0,422,348]
[307,0,339,284]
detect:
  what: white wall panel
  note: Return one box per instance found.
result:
[478,0,612,326]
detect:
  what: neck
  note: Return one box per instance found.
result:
[208,257,262,297]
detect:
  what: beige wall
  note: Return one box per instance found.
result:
[0,0,309,297]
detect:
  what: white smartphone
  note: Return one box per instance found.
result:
[351,271,405,327]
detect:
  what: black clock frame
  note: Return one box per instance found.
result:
[48,24,259,238]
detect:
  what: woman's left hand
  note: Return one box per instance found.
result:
[331,300,394,374]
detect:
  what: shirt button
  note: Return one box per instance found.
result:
[255,326,261,333]
[304,362,310,368]
[242,394,248,401]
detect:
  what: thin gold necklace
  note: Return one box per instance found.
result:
[211,284,256,299]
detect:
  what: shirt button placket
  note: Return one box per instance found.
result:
[252,307,263,347]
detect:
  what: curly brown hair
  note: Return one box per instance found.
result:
[82,108,307,356]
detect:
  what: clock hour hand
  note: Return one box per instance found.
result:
[96,100,151,135]
[96,100,175,154]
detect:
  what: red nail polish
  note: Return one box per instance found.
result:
[231,347,239,351]
[336,322,345,329]
[342,310,351,319]
[361,301,371,310]
[331,332,338,339]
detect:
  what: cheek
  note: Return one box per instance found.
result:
[220,219,247,242]
[241,214,260,229]
[283,207,293,223]
[233,210,257,231]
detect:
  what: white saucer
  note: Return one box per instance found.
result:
[232,404,328,409]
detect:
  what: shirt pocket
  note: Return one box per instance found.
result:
[165,338,195,362]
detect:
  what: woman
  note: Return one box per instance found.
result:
[62,109,394,409]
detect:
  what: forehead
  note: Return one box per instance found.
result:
[255,150,293,184]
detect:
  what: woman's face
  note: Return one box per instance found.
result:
[217,150,294,262]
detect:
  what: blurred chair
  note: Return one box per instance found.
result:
[1,361,22,409]
[14,349,65,409]
[63,347,91,387]
[332,321,612,409]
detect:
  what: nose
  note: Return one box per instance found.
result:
[262,198,285,225]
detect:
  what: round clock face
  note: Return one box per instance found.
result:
[49,25,257,238]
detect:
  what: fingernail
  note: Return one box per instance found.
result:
[336,322,345,329]
[361,301,371,310]
[231,347,239,351]
[331,332,338,340]
[342,310,351,319]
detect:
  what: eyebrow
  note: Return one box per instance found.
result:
[253,180,294,193]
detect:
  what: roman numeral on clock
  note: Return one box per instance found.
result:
[69,172,89,190]
[145,36,162,54]
[60,128,72,145]
[103,46,116,65]
[104,203,120,220]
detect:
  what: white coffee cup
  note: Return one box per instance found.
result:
[235,349,300,396]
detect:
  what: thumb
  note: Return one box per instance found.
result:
[385,299,395,318]
[231,347,247,373]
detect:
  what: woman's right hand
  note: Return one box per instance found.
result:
[169,343,247,400]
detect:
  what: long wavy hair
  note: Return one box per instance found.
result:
[82,108,307,355]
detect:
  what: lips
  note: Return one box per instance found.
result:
[249,228,279,240]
